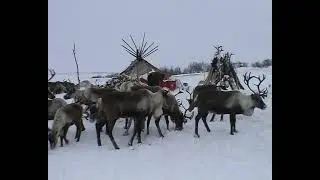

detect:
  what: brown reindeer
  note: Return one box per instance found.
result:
[123,85,192,136]
[94,88,169,149]
[48,103,85,149]
[188,72,268,137]
[48,98,68,120]
[185,85,227,122]
[73,87,118,133]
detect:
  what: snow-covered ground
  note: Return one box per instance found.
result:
[48,67,272,180]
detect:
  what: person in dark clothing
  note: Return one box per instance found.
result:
[147,72,166,86]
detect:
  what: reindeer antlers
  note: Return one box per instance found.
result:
[243,72,268,99]
[185,89,192,100]
[176,89,194,122]
[177,99,194,121]
[174,90,184,97]
[48,68,56,81]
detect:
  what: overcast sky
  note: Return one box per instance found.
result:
[49,0,271,73]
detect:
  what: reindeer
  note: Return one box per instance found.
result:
[123,86,192,136]
[79,80,93,89]
[93,89,169,149]
[48,98,68,120]
[188,72,268,137]
[48,68,56,99]
[48,103,85,149]
[185,85,228,122]
[116,80,142,130]
[68,87,118,133]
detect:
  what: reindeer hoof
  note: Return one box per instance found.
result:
[234,130,238,133]
[194,134,200,138]
[82,128,86,131]
[230,132,234,135]
[65,139,69,144]
[160,135,164,138]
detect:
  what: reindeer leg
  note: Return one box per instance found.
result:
[220,114,224,121]
[60,135,64,147]
[99,123,103,132]
[59,127,67,147]
[164,115,170,131]
[123,118,133,136]
[106,120,120,150]
[63,125,69,144]
[95,122,104,146]
[146,115,152,135]
[141,118,145,132]
[124,118,128,129]
[194,112,202,138]
[233,115,238,133]
[137,117,144,144]
[230,113,236,135]
[202,112,211,132]
[128,119,138,146]
[210,113,215,122]
[74,124,79,140]
[105,124,108,135]
[155,116,164,138]
[81,120,86,131]
[75,123,82,142]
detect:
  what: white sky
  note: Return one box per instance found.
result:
[48,0,271,73]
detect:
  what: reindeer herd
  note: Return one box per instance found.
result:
[48,70,269,150]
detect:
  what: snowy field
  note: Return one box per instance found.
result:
[48,67,272,180]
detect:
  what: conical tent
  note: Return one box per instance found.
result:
[204,46,244,90]
[120,33,161,79]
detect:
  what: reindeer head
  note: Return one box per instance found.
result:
[48,129,58,149]
[161,91,185,131]
[243,72,268,110]
[177,97,195,124]
[48,128,55,149]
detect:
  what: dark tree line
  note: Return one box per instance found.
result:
[90,59,272,78]
[251,59,272,68]
[159,58,272,75]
